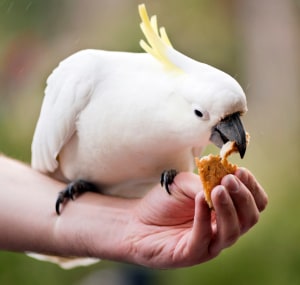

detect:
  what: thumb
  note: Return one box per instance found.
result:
[170,172,204,200]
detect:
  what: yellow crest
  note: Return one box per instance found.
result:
[138,4,180,71]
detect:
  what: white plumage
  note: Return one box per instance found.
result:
[30,4,247,268]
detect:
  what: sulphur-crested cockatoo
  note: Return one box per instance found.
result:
[29,4,247,268]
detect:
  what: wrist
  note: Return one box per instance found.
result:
[53,192,139,262]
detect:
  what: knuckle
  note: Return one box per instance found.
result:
[258,192,269,212]
[248,212,259,228]
[224,229,240,246]
[241,212,260,234]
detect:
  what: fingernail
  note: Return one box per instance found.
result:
[236,168,247,182]
[232,177,240,193]
[216,186,228,205]
[224,175,239,193]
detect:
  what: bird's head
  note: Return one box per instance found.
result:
[177,62,248,158]
[138,4,247,158]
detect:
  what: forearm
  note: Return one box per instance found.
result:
[0,155,136,261]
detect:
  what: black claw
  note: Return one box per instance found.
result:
[55,180,98,215]
[160,169,177,194]
[55,193,64,215]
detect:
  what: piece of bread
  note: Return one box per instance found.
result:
[195,141,239,208]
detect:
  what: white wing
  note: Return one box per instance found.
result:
[31,50,95,173]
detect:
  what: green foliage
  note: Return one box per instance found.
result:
[0,0,63,37]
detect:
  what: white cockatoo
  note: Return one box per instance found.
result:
[29,4,247,268]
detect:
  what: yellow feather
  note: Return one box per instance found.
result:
[159,27,172,47]
[138,4,180,71]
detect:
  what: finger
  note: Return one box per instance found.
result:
[235,168,268,211]
[209,186,240,256]
[222,174,259,234]
[188,192,212,255]
[176,192,214,265]
[171,172,203,199]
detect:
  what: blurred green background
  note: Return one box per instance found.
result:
[0,0,299,284]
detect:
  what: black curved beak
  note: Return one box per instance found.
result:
[210,112,247,158]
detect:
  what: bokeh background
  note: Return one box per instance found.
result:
[0,0,299,284]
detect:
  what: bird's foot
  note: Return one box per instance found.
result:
[160,169,177,194]
[55,179,97,215]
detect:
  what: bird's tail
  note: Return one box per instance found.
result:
[26,252,99,269]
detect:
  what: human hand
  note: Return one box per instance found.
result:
[0,156,267,269]
[124,168,268,268]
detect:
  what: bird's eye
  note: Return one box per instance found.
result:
[194,109,203,118]
[193,108,210,120]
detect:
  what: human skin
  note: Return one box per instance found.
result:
[0,155,267,268]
